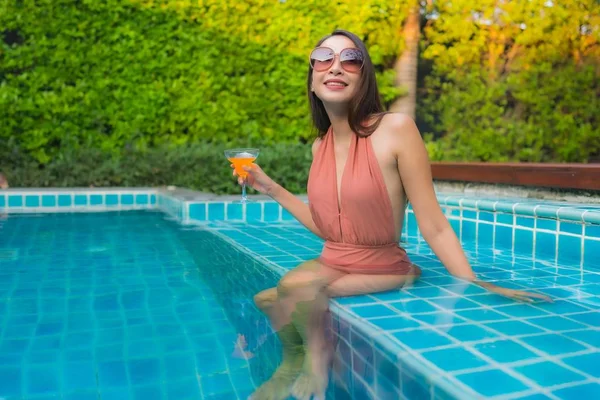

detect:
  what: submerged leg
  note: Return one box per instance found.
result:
[291,264,422,400]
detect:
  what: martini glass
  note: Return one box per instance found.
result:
[225,148,260,203]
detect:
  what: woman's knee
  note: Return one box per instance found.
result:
[253,287,278,310]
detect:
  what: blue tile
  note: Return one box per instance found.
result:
[8,195,22,207]
[208,203,225,221]
[246,203,262,221]
[58,194,72,207]
[98,360,128,387]
[407,212,418,233]
[369,315,420,330]
[195,351,227,374]
[150,194,156,205]
[553,383,600,399]
[457,369,528,397]
[558,208,584,222]
[516,216,535,228]
[389,299,437,314]
[41,195,56,207]
[421,347,488,371]
[569,311,600,328]
[583,212,600,224]
[535,231,557,260]
[64,362,97,391]
[515,361,585,387]
[25,195,40,207]
[165,378,202,399]
[462,221,476,241]
[227,203,243,220]
[478,223,493,246]
[264,202,279,222]
[562,352,600,378]
[479,211,494,222]
[350,304,397,319]
[484,320,544,336]
[496,213,514,225]
[444,324,499,342]
[455,308,506,322]
[135,194,149,205]
[536,218,557,231]
[560,221,583,235]
[565,330,600,347]
[463,210,477,220]
[535,205,558,219]
[584,239,600,269]
[74,195,87,206]
[473,339,537,363]
[90,194,103,206]
[527,316,587,331]
[201,373,233,396]
[494,304,550,318]
[64,390,99,400]
[105,194,118,206]
[132,385,163,400]
[0,194,4,207]
[401,371,430,400]
[587,224,600,239]
[189,203,206,221]
[282,208,294,221]
[391,328,453,350]
[27,365,59,395]
[495,225,513,249]
[514,203,537,216]
[0,366,22,397]
[120,194,134,206]
[520,334,586,356]
[412,311,465,327]
[515,229,534,255]
[558,234,582,264]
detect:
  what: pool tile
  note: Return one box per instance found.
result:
[515,229,534,255]
[63,362,97,391]
[553,383,600,399]
[120,194,134,206]
[473,339,538,363]
[455,369,528,397]
[442,324,499,342]
[562,352,600,377]
[535,231,557,260]
[41,195,56,207]
[58,194,72,207]
[584,239,600,269]
[74,194,87,206]
[128,358,161,385]
[0,366,22,397]
[564,329,600,347]
[200,373,234,396]
[515,361,586,387]
[389,299,437,313]
[558,234,583,264]
[98,360,128,387]
[455,308,507,322]
[412,311,465,327]
[527,316,587,331]
[26,365,60,395]
[391,328,453,350]
[135,194,149,205]
[536,218,557,231]
[421,346,488,371]
[90,194,103,206]
[8,195,22,207]
[350,304,397,319]
[484,320,544,336]
[369,315,421,331]
[495,225,514,249]
[263,203,279,222]
[521,333,587,356]
[208,203,225,220]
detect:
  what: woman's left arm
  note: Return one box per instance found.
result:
[390,115,551,302]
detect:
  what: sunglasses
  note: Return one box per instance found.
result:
[309,47,364,73]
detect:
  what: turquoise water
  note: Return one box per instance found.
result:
[0,212,284,400]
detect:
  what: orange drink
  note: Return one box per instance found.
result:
[224,148,260,203]
[228,156,256,179]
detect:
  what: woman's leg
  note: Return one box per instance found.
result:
[291,264,422,400]
[250,260,345,400]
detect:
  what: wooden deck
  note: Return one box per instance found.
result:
[430,162,600,191]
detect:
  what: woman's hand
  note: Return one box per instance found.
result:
[474,280,553,303]
[231,163,278,196]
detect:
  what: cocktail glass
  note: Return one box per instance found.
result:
[225,148,260,203]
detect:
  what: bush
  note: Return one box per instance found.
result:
[0,141,313,194]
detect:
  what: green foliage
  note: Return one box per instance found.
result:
[422,0,600,162]
[0,0,404,164]
[0,142,312,194]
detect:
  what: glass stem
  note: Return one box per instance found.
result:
[241,180,248,203]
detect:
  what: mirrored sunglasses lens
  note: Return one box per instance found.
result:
[310,48,334,70]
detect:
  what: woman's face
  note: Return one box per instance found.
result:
[310,35,362,107]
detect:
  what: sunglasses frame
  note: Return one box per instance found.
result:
[309,46,365,73]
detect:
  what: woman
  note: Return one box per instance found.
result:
[234,30,550,400]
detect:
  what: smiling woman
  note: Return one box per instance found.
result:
[231,29,551,400]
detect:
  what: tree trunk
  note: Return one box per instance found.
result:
[390,3,421,119]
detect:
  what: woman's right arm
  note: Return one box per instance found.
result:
[265,139,324,238]
[238,139,324,239]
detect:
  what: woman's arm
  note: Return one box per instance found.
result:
[391,115,476,280]
[390,114,551,302]
[241,139,325,239]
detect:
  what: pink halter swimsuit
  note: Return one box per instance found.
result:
[307,127,413,275]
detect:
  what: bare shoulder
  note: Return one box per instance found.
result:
[376,113,423,154]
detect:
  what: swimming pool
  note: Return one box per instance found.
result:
[1,188,600,399]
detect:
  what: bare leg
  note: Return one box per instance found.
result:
[291,264,422,400]
[250,261,344,400]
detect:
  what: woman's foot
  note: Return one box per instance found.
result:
[248,351,304,400]
[290,344,333,400]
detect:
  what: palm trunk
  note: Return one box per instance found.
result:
[390,3,421,119]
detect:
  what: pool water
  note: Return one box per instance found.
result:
[0,211,284,400]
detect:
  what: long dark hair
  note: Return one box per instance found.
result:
[308,29,386,138]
